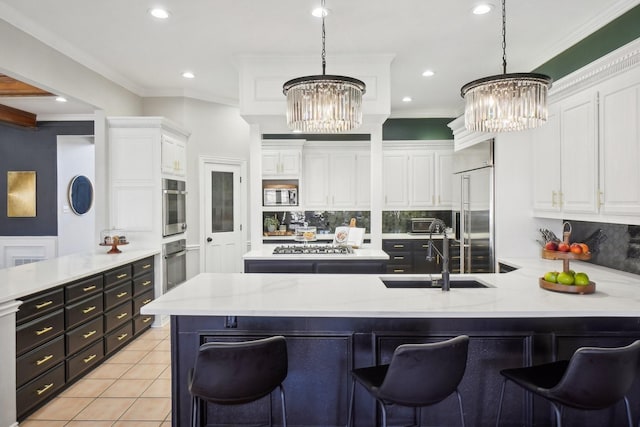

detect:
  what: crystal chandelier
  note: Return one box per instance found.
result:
[283,0,366,133]
[461,0,552,132]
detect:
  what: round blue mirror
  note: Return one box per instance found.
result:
[68,175,94,215]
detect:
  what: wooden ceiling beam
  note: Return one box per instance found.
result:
[0,74,53,97]
[0,104,37,128]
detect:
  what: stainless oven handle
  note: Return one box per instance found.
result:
[164,250,187,259]
[163,189,181,195]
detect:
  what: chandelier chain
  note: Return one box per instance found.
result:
[321,0,326,75]
[501,0,507,74]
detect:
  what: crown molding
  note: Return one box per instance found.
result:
[550,37,640,102]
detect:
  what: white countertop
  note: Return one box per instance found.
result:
[143,256,640,318]
[0,248,160,304]
[243,244,389,260]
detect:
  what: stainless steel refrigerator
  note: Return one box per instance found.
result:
[452,139,495,273]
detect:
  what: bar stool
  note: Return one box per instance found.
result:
[495,340,640,427]
[188,335,288,427]
[348,335,469,427]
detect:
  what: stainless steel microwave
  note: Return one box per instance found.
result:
[263,185,298,206]
[411,217,435,234]
[162,179,187,236]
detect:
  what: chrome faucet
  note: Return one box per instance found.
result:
[426,219,450,291]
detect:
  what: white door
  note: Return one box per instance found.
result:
[203,162,243,273]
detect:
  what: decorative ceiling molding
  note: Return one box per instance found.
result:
[549,37,640,102]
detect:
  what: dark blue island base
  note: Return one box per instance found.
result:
[170,315,640,427]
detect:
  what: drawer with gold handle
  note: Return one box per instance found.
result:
[65,274,103,304]
[66,340,104,382]
[66,293,103,329]
[16,309,64,356]
[66,316,103,355]
[17,363,65,418]
[16,335,64,388]
[17,288,64,325]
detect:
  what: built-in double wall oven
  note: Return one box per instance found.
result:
[162,178,187,237]
[163,238,186,292]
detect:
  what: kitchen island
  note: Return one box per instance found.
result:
[143,259,640,427]
[0,248,160,426]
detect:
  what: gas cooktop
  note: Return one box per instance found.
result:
[272,245,354,255]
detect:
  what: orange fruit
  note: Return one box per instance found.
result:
[578,243,589,253]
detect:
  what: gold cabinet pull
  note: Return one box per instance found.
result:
[35,301,53,309]
[393,269,405,273]
[35,326,53,336]
[82,306,96,314]
[393,256,404,260]
[117,333,128,341]
[83,330,97,339]
[116,312,128,320]
[552,191,557,207]
[141,280,151,287]
[598,190,604,208]
[142,299,152,305]
[83,285,97,292]
[83,354,97,364]
[559,192,564,208]
[142,264,152,269]
[116,292,128,298]
[36,383,54,395]
[142,317,152,323]
[393,244,404,248]
[36,354,53,366]
[116,273,128,279]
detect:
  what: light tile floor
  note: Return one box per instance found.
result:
[21,325,172,427]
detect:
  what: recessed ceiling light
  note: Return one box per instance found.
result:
[402,96,412,103]
[55,96,67,103]
[311,7,329,17]
[182,71,195,79]
[149,8,170,19]
[422,70,435,77]
[472,3,494,15]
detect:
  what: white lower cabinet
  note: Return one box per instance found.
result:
[302,143,370,210]
[382,142,453,210]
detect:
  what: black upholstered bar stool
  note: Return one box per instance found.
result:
[348,335,469,427]
[496,340,640,427]
[188,335,288,427]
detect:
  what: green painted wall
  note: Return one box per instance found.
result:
[534,4,640,80]
[382,118,455,140]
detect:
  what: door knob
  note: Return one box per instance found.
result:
[206,237,212,242]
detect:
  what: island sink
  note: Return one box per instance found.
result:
[381,278,490,289]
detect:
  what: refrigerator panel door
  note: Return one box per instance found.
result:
[460,167,495,273]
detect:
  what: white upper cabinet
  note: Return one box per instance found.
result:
[560,91,599,214]
[599,70,640,217]
[161,134,187,178]
[261,141,303,178]
[302,143,371,210]
[382,142,454,210]
[531,44,640,225]
[382,153,409,208]
[531,90,598,216]
[532,104,561,213]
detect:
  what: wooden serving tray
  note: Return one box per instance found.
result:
[541,249,591,261]
[539,278,596,294]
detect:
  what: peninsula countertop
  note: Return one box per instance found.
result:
[0,248,160,304]
[143,257,640,318]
